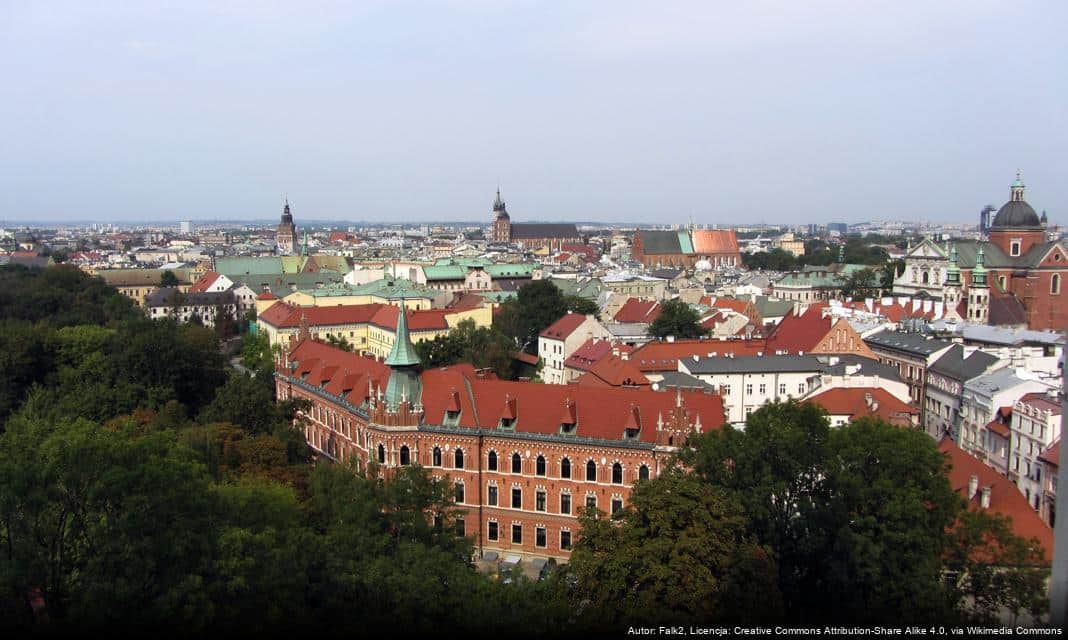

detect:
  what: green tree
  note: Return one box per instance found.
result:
[648,298,704,339]
[160,270,180,287]
[495,280,570,353]
[565,469,782,628]
[841,267,880,299]
[415,319,517,379]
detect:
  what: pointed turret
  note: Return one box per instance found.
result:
[972,245,988,288]
[945,244,960,286]
[384,300,422,411]
[1011,169,1026,202]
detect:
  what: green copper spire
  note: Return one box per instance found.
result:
[946,243,960,286]
[385,302,421,367]
[384,301,422,410]
[972,245,988,288]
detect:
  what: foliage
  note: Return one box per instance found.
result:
[495,279,594,353]
[565,470,782,628]
[648,298,704,339]
[415,319,517,379]
[841,267,880,299]
[160,270,180,287]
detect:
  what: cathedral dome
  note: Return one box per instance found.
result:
[991,201,1040,229]
[990,171,1041,230]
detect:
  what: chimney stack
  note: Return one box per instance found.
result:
[968,474,978,499]
[980,486,991,509]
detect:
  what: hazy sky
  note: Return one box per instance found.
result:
[2,1,1065,224]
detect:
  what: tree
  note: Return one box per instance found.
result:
[415,319,517,379]
[160,270,180,287]
[564,469,782,628]
[495,279,571,353]
[841,267,880,300]
[563,295,599,317]
[648,298,704,339]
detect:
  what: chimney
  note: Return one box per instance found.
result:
[968,475,978,500]
[980,486,991,509]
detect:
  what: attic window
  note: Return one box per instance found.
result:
[624,427,640,440]
[559,422,576,435]
[444,409,461,426]
[498,417,516,430]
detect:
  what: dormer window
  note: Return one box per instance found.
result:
[559,422,576,435]
[624,427,640,440]
[444,409,460,426]
[498,416,516,430]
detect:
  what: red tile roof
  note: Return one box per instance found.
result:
[629,339,766,372]
[691,229,739,255]
[513,351,539,366]
[939,438,1053,562]
[764,307,832,354]
[1039,440,1060,467]
[1017,392,1062,415]
[563,339,613,372]
[259,302,450,332]
[287,341,724,444]
[257,291,279,301]
[613,298,662,323]
[576,355,651,388]
[806,387,918,423]
[539,312,588,340]
[189,271,223,293]
[986,420,1010,438]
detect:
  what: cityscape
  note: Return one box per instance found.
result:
[2,1,1065,636]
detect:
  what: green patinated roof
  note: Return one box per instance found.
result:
[385,303,421,367]
[221,272,344,297]
[423,265,467,280]
[478,291,518,302]
[677,231,694,254]
[637,230,683,255]
[423,260,537,281]
[548,277,603,301]
[301,278,436,299]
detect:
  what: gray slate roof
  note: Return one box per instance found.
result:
[637,230,683,254]
[145,287,235,307]
[510,223,580,240]
[928,345,1001,381]
[864,330,952,357]
[654,371,717,392]
[683,354,825,375]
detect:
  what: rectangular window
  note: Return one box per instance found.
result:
[511,488,522,509]
[758,384,766,395]
[535,526,546,548]
[560,493,571,515]
[746,384,753,395]
[611,498,623,514]
[455,517,465,537]
[511,524,522,544]
[585,495,597,509]
[536,490,546,512]
[779,383,786,395]
[488,485,498,506]
[560,530,572,551]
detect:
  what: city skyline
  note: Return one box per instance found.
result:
[3,2,1065,223]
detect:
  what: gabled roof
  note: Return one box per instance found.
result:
[510,223,580,239]
[636,230,683,255]
[575,355,651,388]
[613,298,661,324]
[1038,440,1060,467]
[929,345,1001,381]
[1017,392,1062,415]
[539,313,589,340]
[764,307,832,354]
[630,339,767,372]
[989,293,1029,326]
[563,339,613,372]
[806,387,917,422]
[864,330,952,357]
[691,229,739,254]
[939,438,1053,562]
[189,271,224,293]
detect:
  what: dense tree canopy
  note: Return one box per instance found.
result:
[415,319,517,379]
[495,280,599,353]
[648,298,704,339]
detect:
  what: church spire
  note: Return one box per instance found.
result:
[972,245,988,288]
[945,243,960,286]
[384,299,422,412]
[1011,169,1026,202]
[493,187,506,213]
[385,301,421,367]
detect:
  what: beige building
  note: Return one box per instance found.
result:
[537,313,610,385]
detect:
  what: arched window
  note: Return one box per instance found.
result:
[488,450,498,471]
[638,465,650,481]
[454,449,465,469]
[922,271,929,284]
[400,446,410,466]
[536,455,546,476]
[586,460,597,482]
[377,444,385,464]
[455,481,465,504]
[612,462,623,484]
[432,447,442,467]
[561,457,571,479]
[511,453,522,474]
[1053,274,1061,295]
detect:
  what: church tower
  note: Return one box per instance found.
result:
[491,188,511,243]
[942,244,963,321]
[375,301,423,427]
[968,246,990,324]
[276,197,297,255]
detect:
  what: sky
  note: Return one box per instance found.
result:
[1,1,1065,225]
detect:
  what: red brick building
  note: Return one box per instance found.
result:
[276,317,725,561]
[631,229,740,269]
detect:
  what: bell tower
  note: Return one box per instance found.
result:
[491,188,511,243]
